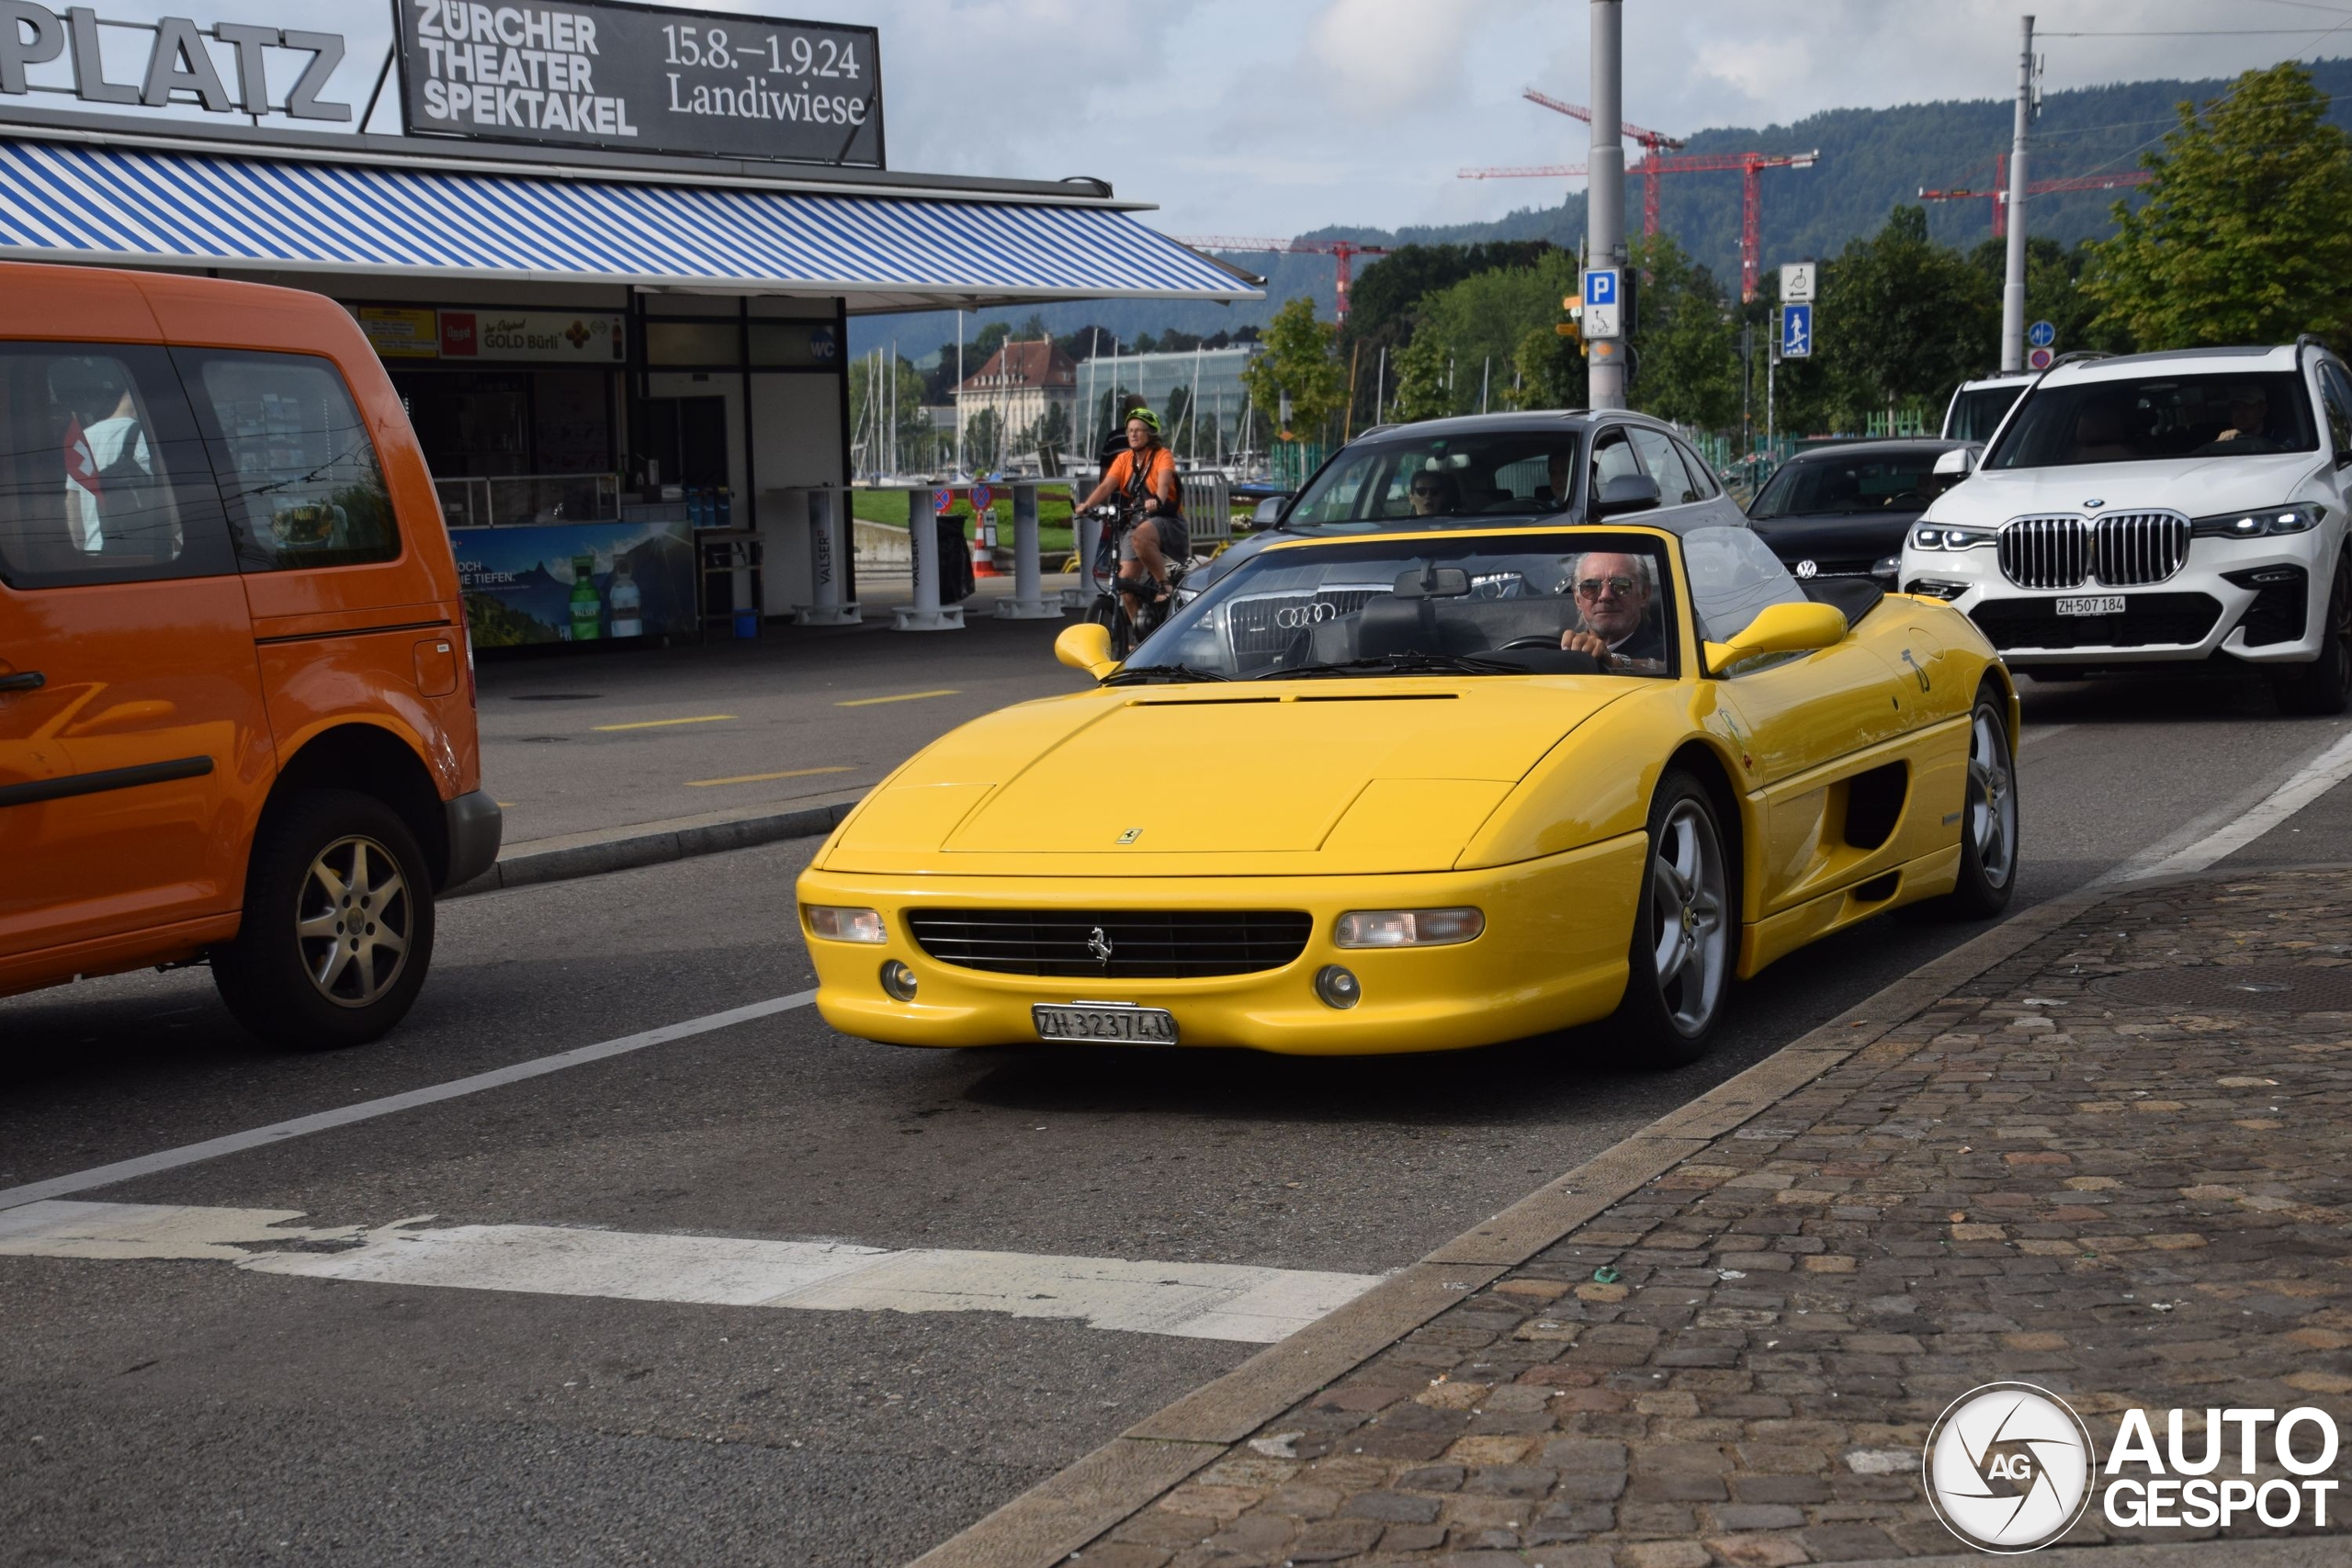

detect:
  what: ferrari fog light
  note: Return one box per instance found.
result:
[807,905,887,943]
[880,960,919,1001]
[1314,964,1363,1009]
[1334,908,1486,948]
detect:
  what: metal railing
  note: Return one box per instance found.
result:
[435,473,621,529]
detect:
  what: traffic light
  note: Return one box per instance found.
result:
[1558,295,1586,355]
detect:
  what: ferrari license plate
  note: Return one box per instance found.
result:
[1033,1002,1178,1044]
[2055,594,2126,616]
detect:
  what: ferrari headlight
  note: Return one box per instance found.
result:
[2191,503,2324,538]
[1911,525,1996,551]
[805,905,887,942]
[1334,908,1485,948]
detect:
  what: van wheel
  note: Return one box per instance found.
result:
[1611,770,1734,1068]
[213,790,435,1050]
[2277,559,2352,716]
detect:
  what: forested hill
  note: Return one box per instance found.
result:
[849,60,2352,360]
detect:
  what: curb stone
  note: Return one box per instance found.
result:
[904,871,2220,1568]
[446,792,863,898]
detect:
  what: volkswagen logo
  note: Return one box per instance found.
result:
[1086,926,1114,965]
[1794,558,1819,579]
[1273,601,1340,629]
[1923,1382,2095,1552]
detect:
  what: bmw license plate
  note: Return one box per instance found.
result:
[2055,595,2125,616]
[1033,1002,1178,1044]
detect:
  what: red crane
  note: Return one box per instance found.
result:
[1521,88,1684,238]
[1458,150,1821,303]
[1171,236,1395,324]
[1918,153,2153,238]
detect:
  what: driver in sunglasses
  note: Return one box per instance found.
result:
[1558,550,1665,671]
[1407,468,1461,517]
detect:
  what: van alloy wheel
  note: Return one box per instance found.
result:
[295,835,413,1008]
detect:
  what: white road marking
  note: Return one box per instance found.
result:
[0,991,817,1213]
[2107,723,2352,885]
[0,1201,1382,1345]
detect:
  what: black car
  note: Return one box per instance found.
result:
[1746,438,1979,583]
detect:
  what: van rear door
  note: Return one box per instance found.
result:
[0,342,271,964]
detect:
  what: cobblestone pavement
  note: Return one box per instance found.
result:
[1079,869,2352,1567]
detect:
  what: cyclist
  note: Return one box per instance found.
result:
[1073,405,1189,626]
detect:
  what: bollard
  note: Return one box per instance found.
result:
[794,486,862,625]
[994,480,1062,619]
[1064,502,1103,612]
[892,488,964,631]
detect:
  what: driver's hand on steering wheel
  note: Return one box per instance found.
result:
[1560,629,1613,665]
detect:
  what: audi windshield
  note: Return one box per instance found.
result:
[1119,532,1676,681]
[1284,430,1581,525]
[1987,372,2317,468]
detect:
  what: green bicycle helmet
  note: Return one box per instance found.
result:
[1125,407,1162,434]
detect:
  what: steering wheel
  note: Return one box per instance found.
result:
[1499,634,1565,651]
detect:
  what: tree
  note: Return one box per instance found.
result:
[2086,62,2352,348]
[966,406,1002,473]
[1625,232,1740,429]
[1240,297,1345,444]
[1341,241,1558,360]
[972,321,1012,360]
[1385,333,1454,423]
[1510,325,1585,412]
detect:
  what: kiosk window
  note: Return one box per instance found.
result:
[0,344,232,589]
[184,352,399,571]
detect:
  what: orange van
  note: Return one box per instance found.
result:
[0,264,499,1047]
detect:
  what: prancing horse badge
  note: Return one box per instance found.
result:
[1117,828,1143,844]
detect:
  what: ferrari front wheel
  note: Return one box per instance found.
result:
[1613,770,1733,1067]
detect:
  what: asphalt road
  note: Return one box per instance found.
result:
[6,668,2352,1566]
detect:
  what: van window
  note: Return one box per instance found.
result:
[0,344,234,589]
[181,352,400,570]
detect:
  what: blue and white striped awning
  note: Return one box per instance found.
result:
[0,136,1259,312]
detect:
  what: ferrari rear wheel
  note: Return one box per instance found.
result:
[1613,770,1733,1067]
[1917,684,2019,920]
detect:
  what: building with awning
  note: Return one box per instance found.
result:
[0,1,1259,643]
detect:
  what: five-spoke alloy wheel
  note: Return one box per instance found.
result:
[1922,683,2021,920]
[1614,769,1734,1066]
[214,789,437,1049]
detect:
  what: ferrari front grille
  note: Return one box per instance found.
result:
[907,909,1314,978]
[1998,515,2090,590]
[2092,510,2191,587]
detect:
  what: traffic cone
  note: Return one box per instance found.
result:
[970,534,1000,578]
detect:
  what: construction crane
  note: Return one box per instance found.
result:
[1918,153,2153,238]
[1521,88,1684,238]
[1458,151,1821,303]
[1171,236,1395,324]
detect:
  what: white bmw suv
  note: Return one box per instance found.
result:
[1901,342,2352,714]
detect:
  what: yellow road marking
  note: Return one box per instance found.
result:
[593,714,737,731]
[835,689,960,707]
[495,801,515,808]
[685,766,856,788]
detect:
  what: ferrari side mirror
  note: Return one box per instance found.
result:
[1702,600,1849,674]
[1056,621,1120,679]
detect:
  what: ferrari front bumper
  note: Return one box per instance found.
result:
[796,832,1647,1055]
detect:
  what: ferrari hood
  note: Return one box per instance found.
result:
[823,679,1634,873]
[1928,453,2326,524]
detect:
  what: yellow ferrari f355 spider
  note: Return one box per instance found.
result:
[798,446,2017,1066]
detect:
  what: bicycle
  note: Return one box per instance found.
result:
[1080,500,1189,659]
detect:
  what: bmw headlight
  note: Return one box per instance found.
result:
[2190,503,2325,538]
[1911,525,1996,551]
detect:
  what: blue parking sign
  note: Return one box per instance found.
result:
[2028,320,2056,348]
[1781,303,1813,359]
[1584,268,1618,307]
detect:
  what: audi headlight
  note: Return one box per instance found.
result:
[1911,525,1996,551]
[805,905,887,943]
[2191,503,2325,538]
[1334,908,1485,948]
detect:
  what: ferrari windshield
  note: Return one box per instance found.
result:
[1124,531,1675,680]
[1986,371,2317,468]
[1284,430,1580,525]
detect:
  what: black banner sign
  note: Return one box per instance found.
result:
[397,1,884,167]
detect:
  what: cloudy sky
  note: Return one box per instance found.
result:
[78,1,2352,236]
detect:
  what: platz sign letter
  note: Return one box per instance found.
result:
[0,5,352,120]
